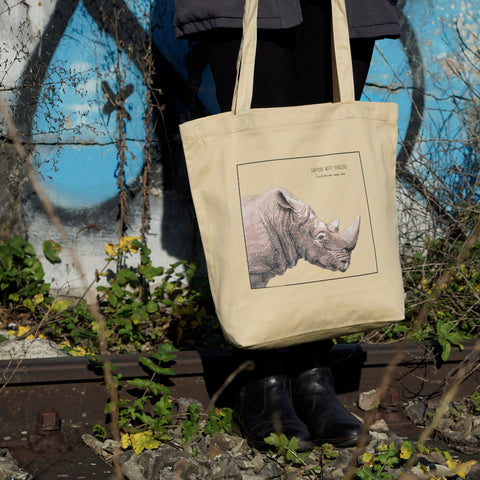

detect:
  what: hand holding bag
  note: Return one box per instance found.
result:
[179,0,404,349]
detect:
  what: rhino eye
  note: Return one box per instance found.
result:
[315,232,326,242]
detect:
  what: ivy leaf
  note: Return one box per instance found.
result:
[129,431,161,455]
[446,459,478,479]
[400,441,413,460]
[43,240,62,264]
[121,433,131,449]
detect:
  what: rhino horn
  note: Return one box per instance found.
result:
[341,215,361,249]
[328,219,340,232]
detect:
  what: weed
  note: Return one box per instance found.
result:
[0,236,222,354]
[338,237,480,361]
[114,343,177,444]
[0,236,51,306]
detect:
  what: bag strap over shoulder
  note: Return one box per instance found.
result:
[232,0,356,115]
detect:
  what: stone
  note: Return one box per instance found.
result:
[121,451,149,480]
[250,454,265,473]
[207,433,248,459]
[172,457,207,480]
[369,419,390,433]
[405,402,433,425]
[80,435,122,460]
[81,434,105,458]
[368,431,389,444]
[258,460,283,479]
[173,397,204,418]
[456,417,473,436]
[358,389,380,411]
[120,446,187,480]
[0,448,32,480]
[282,466,302,480]
[324,467,346,480]
[208,454,244,480]
[0,338,71,359]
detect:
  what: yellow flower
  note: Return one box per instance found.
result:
[105,242,118,257]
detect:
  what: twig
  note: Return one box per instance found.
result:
[0,97,125,480]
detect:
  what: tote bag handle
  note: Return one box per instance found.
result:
[231,0,356,115]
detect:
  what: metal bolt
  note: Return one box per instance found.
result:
[35,409,61,435]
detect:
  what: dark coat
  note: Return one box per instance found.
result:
[174,0,400,39]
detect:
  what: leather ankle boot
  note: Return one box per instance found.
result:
[291,367,362,447]
[234,374,314,451]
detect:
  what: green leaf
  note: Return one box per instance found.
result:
[264,433,280,447]
[8,292,20,302]
[23,298,35,312]
[146,300,158,313]
[441,341,452,362]
[117,268,138,286]
[139,357,176,377]
[288,436,298,453]
[149,382,171,396]
[138,264,164,281]
[52,299,69,313]
[150,343,178,363]
[153,396,172,419]
[127,378,153,389]
[43,240,62,264]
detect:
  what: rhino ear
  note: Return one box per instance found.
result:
[275,189,303,213]
[328,219,340,232]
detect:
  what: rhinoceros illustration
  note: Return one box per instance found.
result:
[241,187,361,288]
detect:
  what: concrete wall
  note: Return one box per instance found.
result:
[0,0,477,293]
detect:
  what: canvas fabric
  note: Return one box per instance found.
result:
[179,0,404,349]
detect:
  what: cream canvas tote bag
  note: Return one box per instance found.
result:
[179,0,405,349]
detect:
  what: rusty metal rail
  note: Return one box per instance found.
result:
[1,342,479,479]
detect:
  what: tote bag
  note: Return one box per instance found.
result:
[179,0,404,349]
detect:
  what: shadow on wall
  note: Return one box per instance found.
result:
[152,0,211,265]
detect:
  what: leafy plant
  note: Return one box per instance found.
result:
[115,343,177,445]
[0,235,222,355]
[110,344,235,453]
[354,441,478,480]
[94,237,221,352]
[357,442,401,480]
[264,433,312,465]
[0,236,51,305]
[203,407,234,436]
[338,236,480,361]
[181,402,201,445]
[466,390,480,415]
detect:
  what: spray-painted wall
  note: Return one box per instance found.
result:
[0,0,478,293]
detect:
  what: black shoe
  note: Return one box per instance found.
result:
[234,374,314,452]
[291,367,362,447]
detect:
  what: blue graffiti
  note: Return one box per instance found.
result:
[14,0,479,215]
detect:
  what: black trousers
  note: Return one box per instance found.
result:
[201,0,375,112]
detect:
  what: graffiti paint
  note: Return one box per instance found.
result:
[1,0,478,291]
